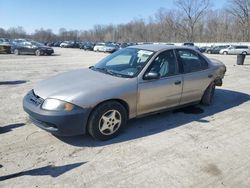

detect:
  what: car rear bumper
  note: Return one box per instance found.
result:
[23,90,91,136]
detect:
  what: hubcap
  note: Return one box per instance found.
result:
[99,110,122,135]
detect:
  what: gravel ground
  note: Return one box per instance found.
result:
[0,48,250,188]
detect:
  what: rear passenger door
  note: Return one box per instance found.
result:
[175,49,212,105]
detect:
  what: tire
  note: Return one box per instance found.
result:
[88,101,127,140]
[35,50,41,56]
[223,51,228,55]
[201,82,215,105]
[207,51,211,54]
[242,51,247,55]
[14,49,19,55]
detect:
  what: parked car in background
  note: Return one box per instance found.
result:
[206,45,230,54]
[12,41,54,56]
[60,41,73,48]
[199,46,210,53]
[0,38,11,54]
[219,45,250,55]
[53,41,62,47]
[103,43,119,53]
[93,42,105,52]
[47,42,55,47]
[80,42,95,51]
[119,42,129,49]
[23,44,226,140]
[183,42,194,46]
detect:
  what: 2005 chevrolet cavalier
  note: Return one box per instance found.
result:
[23,45,226,140]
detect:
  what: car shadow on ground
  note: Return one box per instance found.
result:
[0,162,86,181]
[0,80,29,85]
[0,123,25,134]
[56,88,250,147]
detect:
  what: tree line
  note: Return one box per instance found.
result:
[0,0,249,43]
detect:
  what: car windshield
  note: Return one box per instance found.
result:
[31,41,45,47]
[92,48,154,78]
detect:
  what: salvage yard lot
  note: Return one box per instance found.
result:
[0,48,250,187]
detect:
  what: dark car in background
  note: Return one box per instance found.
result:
[119,42,129,49]
[60,41,80,48]
[183,42,194,46]
[46,42,55,47]
[80,42,95,51]
[199,46,210,53]
[12,41,54,56]
[206,45,230,54]
[53,41,62,47]
[0,38,11,54]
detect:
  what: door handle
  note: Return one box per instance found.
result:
[174,81,182,85]
[208,74,213,78]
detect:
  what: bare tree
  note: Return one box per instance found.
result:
[174,0,210,41]
[6,26,27,39]
[227,0,250,41]
[2,2,250,43]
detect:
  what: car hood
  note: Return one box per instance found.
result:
[34,68,136,107]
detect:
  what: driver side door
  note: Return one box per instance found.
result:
[137,50,183,115]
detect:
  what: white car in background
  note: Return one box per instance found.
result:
[219,45,250,55]
[93,42,105,52]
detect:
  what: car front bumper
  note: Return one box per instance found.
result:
[23,90,91,136]
[43,48,54,54]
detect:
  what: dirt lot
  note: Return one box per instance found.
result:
[0,48,250,187]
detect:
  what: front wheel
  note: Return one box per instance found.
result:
[14,49,19,55]
[88,101,127,140]
[223,51,228,55]
[201,82,215,105]
[35,50,41,56]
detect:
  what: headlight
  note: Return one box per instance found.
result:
[41,98,76,111]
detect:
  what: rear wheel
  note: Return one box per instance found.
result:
[201,82,215,105]
[242,51,247,55]
[35,50,41,56]
[14,49,19,55]
[88,101,127,140]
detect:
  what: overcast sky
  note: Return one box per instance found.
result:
[0,0,227,33]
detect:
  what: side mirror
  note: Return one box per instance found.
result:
[144,71,160,80]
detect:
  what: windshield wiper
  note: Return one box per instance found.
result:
[90,66,121,77]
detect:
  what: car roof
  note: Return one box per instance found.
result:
[128,44,190,52]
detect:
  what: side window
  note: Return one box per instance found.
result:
[199,55,209,70]
[176,49,207,73]
[147,50,177,78]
